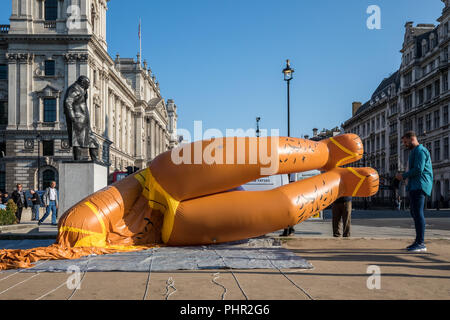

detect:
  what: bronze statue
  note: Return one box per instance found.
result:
[63,76,99,161]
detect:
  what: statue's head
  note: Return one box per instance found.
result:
[77,76,90,89]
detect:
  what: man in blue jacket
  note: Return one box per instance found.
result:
[396,131,433,253]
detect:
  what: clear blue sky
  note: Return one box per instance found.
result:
[0,0,445,138]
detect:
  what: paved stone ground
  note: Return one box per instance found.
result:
[0,208,449,300]
[0,238,449,300]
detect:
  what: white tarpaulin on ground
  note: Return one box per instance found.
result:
[0,238,313,272]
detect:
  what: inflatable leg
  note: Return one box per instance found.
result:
[151,134,363,201]
[57,170,163,249]
[166,167,378,245]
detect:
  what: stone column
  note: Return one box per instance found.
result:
[150,119,156,159]
[121,103,126,152]
[160,125,164,152]
[6,54,18,129]
[118,99,122,151]
[135,109,143,160]
[55,91,61,130]
[127,108,132,154]
[18,53,33,130]
[64,54,78,89]
[157,123,162,156]
[78,54,89,79]
[107,90,113,140]
[115,95,120,149]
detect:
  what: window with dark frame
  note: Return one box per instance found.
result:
[426,85,432,101]
[0,171,5,192]
[405,94,412,111]
[45,60,55,76]
[418,117,424,135]
[444,137,449,160]
[43,98,57,122]
[0,141,5,158]
[426,113,432,132]
[434,110,440,129]
[418,88,424,105]
[444,106,449,125]
[42,140,54,157]
[435,80,440,97]
[434,140,441,161]
[0,101,7,125]
[426,142,432,156]
[0,64,7,80]
[45,0,58,21]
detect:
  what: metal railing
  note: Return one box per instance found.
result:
[43,21,56,29]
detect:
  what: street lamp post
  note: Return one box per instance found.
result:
[256,117,261,138]
[282,59,294,137]
[36,133,41,191]
[281,60,295,237]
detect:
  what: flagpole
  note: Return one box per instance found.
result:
[139,18,142,66]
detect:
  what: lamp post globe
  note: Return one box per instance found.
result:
[282,59,294,82]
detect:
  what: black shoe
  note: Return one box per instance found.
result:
[406,241,417,250]
[287,227,295,236]
[37,220,42,226]
[280,229,289,237]
[51,223,57,226]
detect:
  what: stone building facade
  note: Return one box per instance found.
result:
[343,0,450,208]
[0,0,179,192]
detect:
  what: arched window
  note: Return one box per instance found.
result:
[45,0,58,21]
[42,169,57,190]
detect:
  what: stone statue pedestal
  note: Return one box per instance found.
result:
[59,161,108,215]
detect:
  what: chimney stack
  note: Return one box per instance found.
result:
[352,101,362,116]
[312,128,318,137]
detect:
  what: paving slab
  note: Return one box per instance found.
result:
[284,238,450,300]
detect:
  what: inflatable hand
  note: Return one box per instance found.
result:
[0,134,379,270]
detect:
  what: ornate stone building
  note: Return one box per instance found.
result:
[0,0,179,192]
[343,0,450,208]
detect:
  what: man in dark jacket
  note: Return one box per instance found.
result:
[332,196,352,237]
[29,190,42,221]
[11,184,28,223]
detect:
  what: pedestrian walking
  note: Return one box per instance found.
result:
[11,184,28,223]
[29,190,42,221]
[396,131,433,253]
[38,181,59,226]
[331,196,352,237]
[395,195,402,211]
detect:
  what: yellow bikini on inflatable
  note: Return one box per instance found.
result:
[0,133,379,270]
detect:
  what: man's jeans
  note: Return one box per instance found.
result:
[409,190,426,244]
[32,204,40,220]
[40,201,57,225]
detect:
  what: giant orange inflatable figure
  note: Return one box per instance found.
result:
[0,134,378,270]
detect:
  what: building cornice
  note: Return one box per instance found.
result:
[3,34,92,42]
